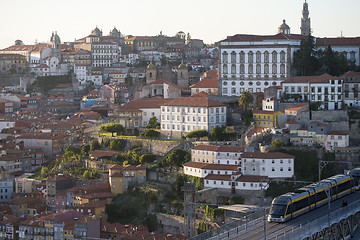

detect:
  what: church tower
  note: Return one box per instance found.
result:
[50,31,61,59]
[177,61,188,88]
[278,20,290,35]
[146,62,157,84]
[301,0,311,36]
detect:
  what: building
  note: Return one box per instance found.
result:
[325,131,350,151]
[218,29,307,96]
[91,42,121,68]
[75,200,107,219]
[300,0,311,36]
[284,103,309,122]
[241,152,295,178]
[109,164,146,195]
[262,96,279,112]
[341,71,360,107]
[0,179,13,202]
[190,78,218,95]
[46,174,75,208]
[253,110,283,128]
[0,54,28,74]
[282,73,343,110]
[160,95,226,138]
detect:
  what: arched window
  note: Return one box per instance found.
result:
[223,64,228,74]
[256,64,261,74]
[248,64,253,74]
[272,64,277,74]
[342,51,348,58]
[240,51,245,63]
[272,51,277,63]
[149,72,152,78]
[264,51,269,63]
[256,51,261,63]
[248,51,253,63]
[240,64,245,74]
[264,64,269,74]
[222,51,228,63]
[231,51,236,63]
[280,51,286,63]
[231,64,236,74]
[280,64,285,74]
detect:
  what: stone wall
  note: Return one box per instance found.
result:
[156,213,186,235]
[196,188,263,205]
[147,170,178,184]
[311,110,349,132]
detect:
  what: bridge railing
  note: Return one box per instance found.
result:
[190,209,268,240]
[268,198,360,240]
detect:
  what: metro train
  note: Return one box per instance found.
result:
[268,168,360,223]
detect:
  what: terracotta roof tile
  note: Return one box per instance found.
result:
[328,131,348,136]
[163,96,225,107]
[283,73,341,84]
[204,174,232,181]
[190,79,218,88]
[236,175,268,182]
[191,145,244,152]
[241,152,294,159]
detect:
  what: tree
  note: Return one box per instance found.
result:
[238,90,254,109]
[184,129,208,139]
[141,129,160,138]
[164,149,190,168]
[140,154,156,164]
[83,170,92,180]
[146,116,159,129]
[81,144,90,156]
[100,123,124,137]
[293,36,319,76]
[211,126,225,141]
[41,166,48,178]
[271,139,285,148]
[90,139,101,152]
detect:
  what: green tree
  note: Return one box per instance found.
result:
[271,139,285,148]
[140,154,156,164]
[211,126,225,141]
[184,129,208,139]
[238,90,254,109]
[90,139,101,152]
[41,166,48,178]
[140,129,160,138]
[100,123,124,137]
[293,36,319,76]
[81,144,90,156]
[8,66,16,74]
[146,116,159,129]
[164,149,190,168]
[83,170,92,180]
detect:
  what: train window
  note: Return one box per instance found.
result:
[316,190,327,202]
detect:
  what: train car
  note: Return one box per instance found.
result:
[348,168,360,189]
[268,174,355,223]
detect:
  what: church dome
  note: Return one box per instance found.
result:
[112,27,119,34]
[178,61,187,70]
[91,27,102,37]
[278,19,290,35]
[147,62,156,70]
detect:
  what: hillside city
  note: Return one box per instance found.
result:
[0,1,360,239]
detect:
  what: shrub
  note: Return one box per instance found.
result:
[140,154,156,164]
[185,129,208,139]
[141,129,160,138]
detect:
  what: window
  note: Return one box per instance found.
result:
[248,64,253,74]
[272,64,277,74]
[272,51,277,63]
[223,64,228,74]
[248,51,253,63]
[240,51,245,63]
[272,167,275,171]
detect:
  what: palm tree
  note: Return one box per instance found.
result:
[238,90,254,109]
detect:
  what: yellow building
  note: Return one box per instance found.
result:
[253,110,282,128]
[109,164,146,195]
[76,200,107,219]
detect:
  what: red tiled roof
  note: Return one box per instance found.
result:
[236,175,268,182]
[285,103,308,111]
[316,37,360,46]
[90,150,117,159]
[190,79,218,89]
[283,73,341,84]
[253,110,279,114]
[341,71,360,78]
[220,33,307,43]
[77,200,107,208]
[241,152,294,159]
[184,161,239,170]
[163,96,225,107]
[17,132,67,140]
[191,145,244,153]
[204,174,232,181]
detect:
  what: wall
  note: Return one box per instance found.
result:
[156,213,186,235]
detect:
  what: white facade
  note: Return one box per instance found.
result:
[282,74,343,110]
[241,152,294,178]
[219,34,306,96]
[88,74,103,86]
[74,64,88,85]
[160,103,226,137]
[140,108,160,127]
[92,42,121,67]
[325,131,350,151]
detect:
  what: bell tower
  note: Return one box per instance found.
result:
[301,0,311,36]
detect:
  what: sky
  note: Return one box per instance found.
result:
[1,0,360,49]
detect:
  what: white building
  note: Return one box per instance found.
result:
[282,73,342,110]
[88,73,103,86]
[91,42,121,67]
[74,64,90,86]
[160,95,226,138]
[241,152,295,178]
[325,131,350,151]
[218,27,307,96]
[204,174,269,191]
